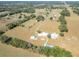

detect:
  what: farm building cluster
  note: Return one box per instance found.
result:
[30,32,59,47]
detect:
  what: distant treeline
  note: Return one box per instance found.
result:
[0,1,64,5]
[66,1,79,7]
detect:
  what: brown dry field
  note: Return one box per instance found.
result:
[60,8,79,56]
[48,8,79,56]
[4,19,59,46]
[4,9,61,46]
[2,8,79,56]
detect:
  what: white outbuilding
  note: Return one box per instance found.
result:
[50,33,59,39]
[37,32,49,37]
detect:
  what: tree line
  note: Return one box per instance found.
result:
[72,7,79,15]
[6,14,36,29]
[0,35,37,49]
[59,8,70,36]
[0,7,35,18]
[0,35,72,57]
[39,46,72,57]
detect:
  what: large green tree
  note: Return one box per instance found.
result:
[39,46,72,57]
[36,15,45,22]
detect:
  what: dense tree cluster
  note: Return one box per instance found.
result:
[9,10,21,15]
[36,15,45,22]
[59,24,68,32]
[7,14,36,29]
[0,13,8,18]
[29,14,36,19]
[0,9,6,12]
[6,16,30,29]
[59,32,64,36]
[0,35,37,49]
[72,7,79,15]
[0,31,5,36]
[18,14,22,19]
[0,35,12,43]
[0,35,72,57]
[0,7,35,18]
[22,7,35,13]
[58,15,68,33]
[58,8,70,35]
[60,8,70,16]
[39,46,72,57]
[50,17,53,20]
[59,15,67,24]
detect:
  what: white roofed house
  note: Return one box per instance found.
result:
[30,32,59,47]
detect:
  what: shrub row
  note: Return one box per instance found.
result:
[22,7,35,13]
[6,14,35,29]
[0,35,37,49]
[36,15,45,22]
[60,8,70,16]
[59,15,68,33]
[9,11,21,15]
[0,9,6,12]
[39,46,72,57]
[72,7,79,15]
[0,13,8,18]
[0,31,5,36]
[0,35,72,57]
[0,7,35,18]
[59,10,69,36]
